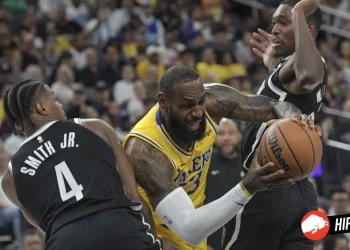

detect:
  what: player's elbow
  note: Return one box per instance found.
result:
[175,227,203,247]
[173,213,205,246]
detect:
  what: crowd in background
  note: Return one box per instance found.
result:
[0,0,349,249]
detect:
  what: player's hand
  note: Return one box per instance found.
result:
[241,148,295,195]
[292,0,320,16]
[161,237,180,250]
[250,29,279,70]
[267,113,322,137]
[291,112,322,136]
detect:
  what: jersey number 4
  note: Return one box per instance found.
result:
[55,161,84,202]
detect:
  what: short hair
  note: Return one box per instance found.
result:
[281,0,323,34]
[3,79,46,135]
[23,228,42,237]
[329,187,348,198]
[159,66,200,95]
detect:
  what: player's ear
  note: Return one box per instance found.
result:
[308,22,315,35]
[35,101,48,116]
[158,92,168,111]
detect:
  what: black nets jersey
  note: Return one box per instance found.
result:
[241,56,327,172]
[9,118,140,237]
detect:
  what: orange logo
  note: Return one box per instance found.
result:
[301,211,330,240]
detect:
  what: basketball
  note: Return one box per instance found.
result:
[258,118,323,180]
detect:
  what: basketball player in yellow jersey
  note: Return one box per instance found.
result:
[123,65,316,250]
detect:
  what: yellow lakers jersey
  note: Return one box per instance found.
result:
[123,104,218,250]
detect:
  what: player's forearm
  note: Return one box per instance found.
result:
[155,183,252,246]
[205,83,299,123]
[291,8,324,87]
[231,95,302,122]
[205,83,276,122]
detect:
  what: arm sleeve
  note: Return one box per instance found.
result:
[155,182,252,246]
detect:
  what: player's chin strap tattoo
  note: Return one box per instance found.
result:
[273,101,302,119]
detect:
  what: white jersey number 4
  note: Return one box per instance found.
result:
[55,161,84,202]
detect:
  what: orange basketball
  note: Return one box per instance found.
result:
[258,118,323,181]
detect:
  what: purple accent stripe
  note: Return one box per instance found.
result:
[205,114,217,134]
[156,108,162,125]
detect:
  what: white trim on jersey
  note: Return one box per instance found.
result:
[8,160,13,174]
[140,213,163,250]
[73,118,82,125]
[224,208,244,250]
[21,121,58,147]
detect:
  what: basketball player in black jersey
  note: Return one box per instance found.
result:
[0,79,167,250]
[222,0,327,250]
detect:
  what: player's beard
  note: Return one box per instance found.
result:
[166,108,207,145]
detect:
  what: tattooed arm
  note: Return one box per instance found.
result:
[124,137,257,246]
[124,137,180,208]
[204,83,301,124]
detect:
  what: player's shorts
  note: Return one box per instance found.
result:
[222,178,317,250]
[45,208,161,250]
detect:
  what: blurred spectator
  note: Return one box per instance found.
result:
[234,31,255,68]
[77,47,103,90]
[49,50,77,85]
[90,80,111,116]
[65,83,86,119]
[154,1,182,33]
[51,64,75,108]
[328,188,350,216]
[139,4,165,46]
[196,47,221,83]
[205,118,243,250]
[66,0,90,27]
[54,3,82,38]
[101,43,122,88]
[217,51,247,82]
[177,49,196,68]
[113,65,137,106]
[23,229,44,250]
[181,6,203,45]
[136,45,165,83]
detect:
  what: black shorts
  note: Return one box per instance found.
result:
[222,178,317,250]
[45,208,161,250]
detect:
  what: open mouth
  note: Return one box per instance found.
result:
[186,121,200,132]
[272,37,282,47]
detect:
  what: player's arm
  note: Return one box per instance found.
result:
[280,0,324,91]
[1,169,44,233]
[80,119,158,237]
[204,83,301,124]
[124,137,294,247]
